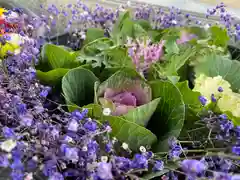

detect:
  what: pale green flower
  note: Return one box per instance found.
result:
[217,93,240,119]
[193,74,232,105]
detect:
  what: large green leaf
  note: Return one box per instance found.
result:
[176,81,202,121]
[84,28,105,44]
[148,80,185,152]
[195,54,240,92]
[209,26,230,48]
[37,68,69,85]
[164,35,180,54]
[111,11,131,44]
[163,46,196,76]
[123,98,161,126]
[135,19,152,31]
[40,44,80,70]
[62,67,99,107]
[103,116,157,151]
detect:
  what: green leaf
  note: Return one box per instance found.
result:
[82,104,103,119]
[133,23,147,38]
[103,115,157,151]
[209,26,230,48]
[195,54,240,92]
[186,26,208,39]
[176,81,202,121]
[163,46,196,76]
[36,68,69,85]
[40,44,80,70]
[84,28,105,44]
[167,76,180,84]
[164,35,180,54]
[123,98,161,127]
[103,46,135,68]
[148,80,185,152]
[135,19,152,31]
[62,67,99,107]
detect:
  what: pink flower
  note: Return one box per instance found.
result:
[128,40,165,72]
[102,82,151,116]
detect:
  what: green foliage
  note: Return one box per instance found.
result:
[195,54,240,92]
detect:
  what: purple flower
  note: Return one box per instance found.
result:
[153,160,164,171]
[131,154,148,169]
[97,162,113,180]
[198,96,207,106]
[50,172,64,180]
[0,154,9,167]
[181,159,206,174]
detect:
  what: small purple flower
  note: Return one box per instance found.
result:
[181,159,206,174]
[40,89,48,97]
[0,154,9,167]
[11,170,24,180]
[97,162,113,180]
[64,147,79,162]
[50,172,64,180]
[211,94,217,102]
[68,119,79,132]
[131,154,148,169]
[198,96,207,106]
[218,86,224,92]
[153,160,164,171]
[10,159,24,170]
[19,113,33,127]
[71,110,84,120]
[232,146,240,155]
[84,121,97,132]
[43,160,57,177]
[2,127,16,139]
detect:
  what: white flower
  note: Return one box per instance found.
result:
[0,139,17,153]
[101,156,108,162]
[122,142,129,150]
[193,74,232,105]
[103,108,111,116]
[139,146,146,153]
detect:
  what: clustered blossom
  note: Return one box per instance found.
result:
[127,36,165,72]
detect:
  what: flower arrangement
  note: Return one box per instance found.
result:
[0,1,240,180]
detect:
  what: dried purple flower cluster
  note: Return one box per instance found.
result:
[1,1,240,180]
[0,17,164,180]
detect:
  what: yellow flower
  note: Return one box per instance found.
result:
[217,93,240,124]
[0,33,24,58]
[193,74,232,105]
[0,8,7,17]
